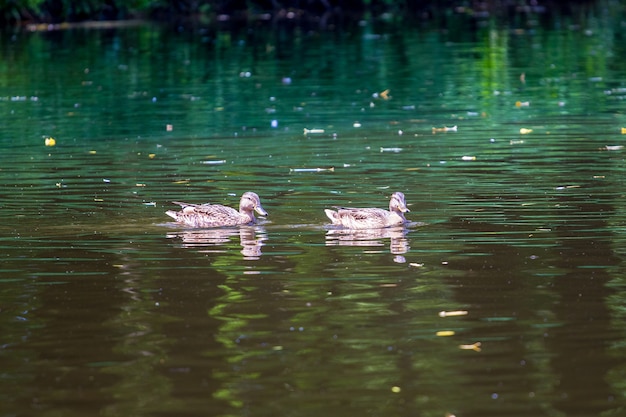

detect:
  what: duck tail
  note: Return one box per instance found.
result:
[324,209,341,225]
[165,210,179,221]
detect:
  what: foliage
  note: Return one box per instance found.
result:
[0,0,617,26]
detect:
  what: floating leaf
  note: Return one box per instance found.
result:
[290,167,334,173]
[439,310,468,317]
[459,342,482,352]
[432,125,457,133]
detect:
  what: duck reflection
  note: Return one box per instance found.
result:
[325,226,410,261]
[166,226,267,259]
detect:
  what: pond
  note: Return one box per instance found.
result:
[2,9,626,417]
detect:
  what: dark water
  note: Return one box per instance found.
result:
[3,10,626,417]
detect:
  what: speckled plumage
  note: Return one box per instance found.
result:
[324,192,409,229]
[166,192,267,228]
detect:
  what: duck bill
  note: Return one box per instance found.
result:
[255,205,268,216]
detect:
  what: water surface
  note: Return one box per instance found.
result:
[2,12,626,417]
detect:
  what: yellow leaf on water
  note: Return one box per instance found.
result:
[44,137,56,146]
[459,342,482,352]
[436,330,455,337]
[520,128,533,134]
[439,310,468,317]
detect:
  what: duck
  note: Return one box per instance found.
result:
[166,192,267,228]
[324,192,410,229]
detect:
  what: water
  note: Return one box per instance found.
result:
[3,9,626,417]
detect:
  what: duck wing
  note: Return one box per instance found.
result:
[337,207,387,220]
[185,204,239,217]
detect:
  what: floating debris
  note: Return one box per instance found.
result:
[621,127,626,134]
[290,167,335,173]
[391,386,401,393]
[380,147,403,153]
[515,101,530,107]
[148,153,156,159]
[44,137,56,146]
[432,125,457,133]
[166,124,173,131]
[439,310,469,318]
[353,122,362,128]
[436,330,455,337]
[409,262,424,267]
[379,89,390,100]
[143,202,157,207]
[202,160,227,164]
[461,156,476,161]
[555,185,580,190]
[304,128,325,135]
[519,128,533,134]
[459,342,482,352]
[510,139,524,145]
[604,145,623,151]
[135,183,146,187]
